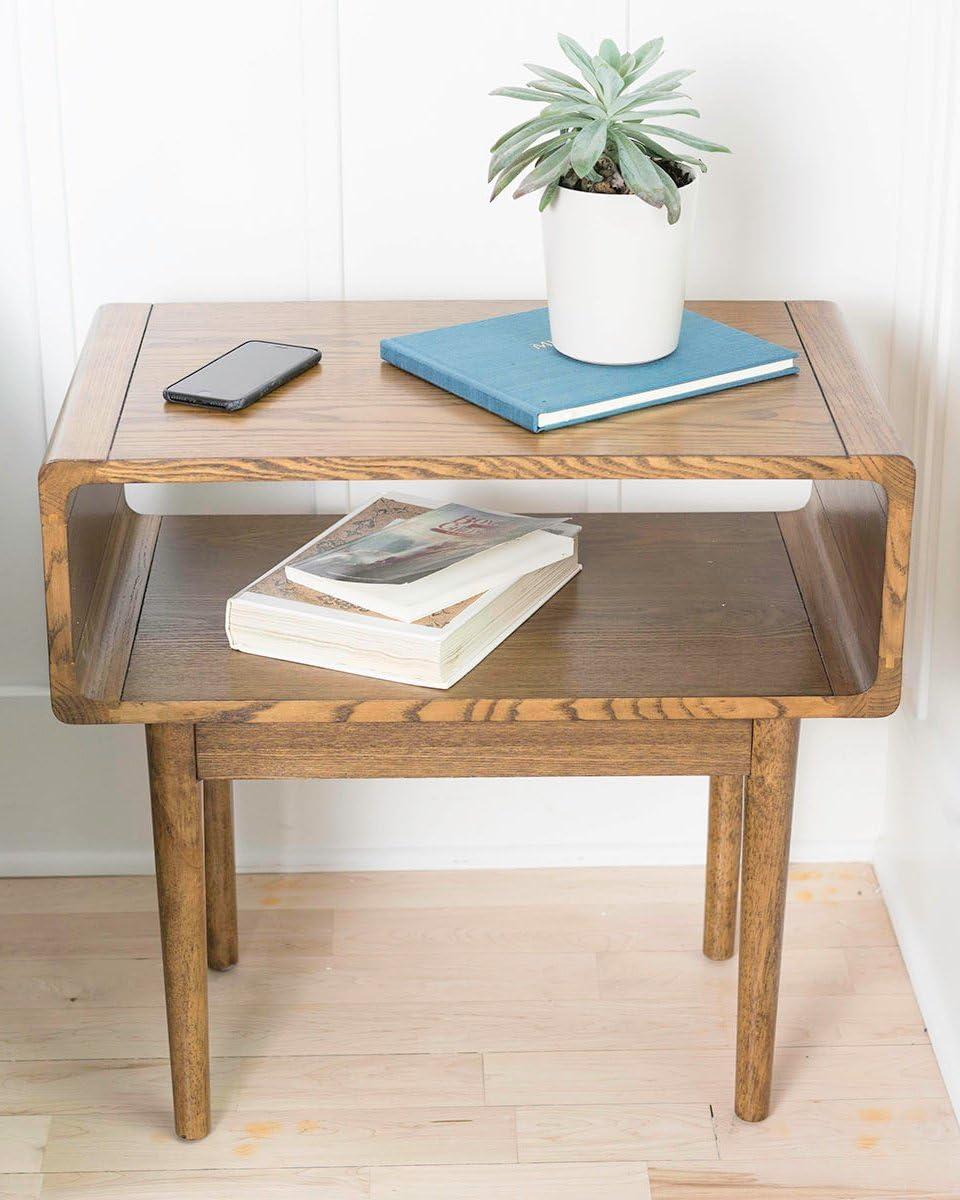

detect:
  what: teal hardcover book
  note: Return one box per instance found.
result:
[380,308,797,433]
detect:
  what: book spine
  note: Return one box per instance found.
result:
[542,365,799,431]
[379,340,540,433]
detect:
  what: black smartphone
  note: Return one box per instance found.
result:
[163,340,322,411]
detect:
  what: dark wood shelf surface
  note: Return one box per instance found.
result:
[122,512,830,709]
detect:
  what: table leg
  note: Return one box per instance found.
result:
[146,723,211,1141]
[703,774,744,960]
[203,780,239,971]
[735,718,799,1122]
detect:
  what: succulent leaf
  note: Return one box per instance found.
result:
[570,118,609,177]
[524,62,584,89]
[598,38,621,67]
[490,133,571,199]
[621,125,707,172]
[539,178,561,211]
[610,73,694,114]
[628,107,700,119]
[631,37,664,69]
[622,57,664,87]
[651,161,682,224]
[489,127,573,181]
[640,124,731,153]
[490,86,553,101]
[488,116,579,177]
[611,130,666,206]
[557,33,604,95]
[637,68,696,92]
[595,59,626,107]
[490,116,536,153]
[513,141,573,198]
[528,79,596,103]
[540,99,605,120]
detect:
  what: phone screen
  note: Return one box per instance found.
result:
[166,341,320,407]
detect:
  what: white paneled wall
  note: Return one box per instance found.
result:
[0,0,49,688]
[630,0,907,392]
[339,0,624,299]
[2,0,909,873]
[875,0,960,1117]
[54,1,331,328]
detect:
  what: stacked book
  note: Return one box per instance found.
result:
[227,495,581,688]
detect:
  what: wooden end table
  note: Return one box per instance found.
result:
[38,299,914,1140]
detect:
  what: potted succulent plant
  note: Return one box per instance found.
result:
[489,34,729,365]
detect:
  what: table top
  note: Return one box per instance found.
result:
[43,299,905,485]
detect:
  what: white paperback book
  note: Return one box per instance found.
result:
[226,494,581,689]
[283,500,575,622]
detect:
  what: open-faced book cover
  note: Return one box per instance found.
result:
[380,307,798,433]
[226,494,581,689]
[285,501,574,622]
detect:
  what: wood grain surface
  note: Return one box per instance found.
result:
[777,484,878,694]
[203,780,238,972]
[37,300,909,487]
[703,775,744,961]
[786,302,902,456]
[735,719,800,1122]
[119,512,829,722]
[2,863,956,1197]
[0,861,880,914]
[194,720,752,780]
[37,299,915,727]
[73,502,161,705]
[108,300,843,464]
[145,724,210,1140]
[38,305,151,720]
[43,303,151,466]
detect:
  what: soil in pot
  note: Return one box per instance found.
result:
[559,154,691,195]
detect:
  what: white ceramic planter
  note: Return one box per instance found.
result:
[541,177,698,365]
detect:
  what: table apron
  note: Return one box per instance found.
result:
[194,719,753,781]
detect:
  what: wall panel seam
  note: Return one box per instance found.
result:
[334,0,346,299]
[14,0,77,433]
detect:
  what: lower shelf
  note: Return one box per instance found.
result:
[120,512,832,710]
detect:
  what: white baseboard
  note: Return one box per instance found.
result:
[875,849,960,1120]
[0,837,876,878]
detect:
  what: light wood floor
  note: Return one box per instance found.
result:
[0,864,957,1199]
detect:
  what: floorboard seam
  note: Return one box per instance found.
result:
[708,1101,722,1160]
